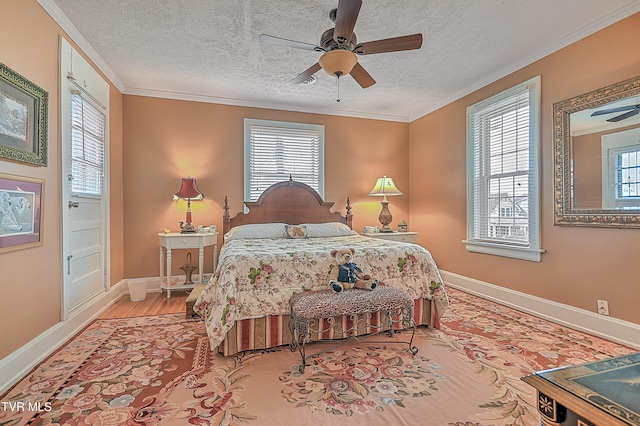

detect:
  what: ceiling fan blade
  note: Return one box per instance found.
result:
[334,0,362,45]
[607,108,640,122]
[290,63,322,84]
[259,34,322,52]
[355,34,423,55]
[591,104,638,116]
[350,62,375,88]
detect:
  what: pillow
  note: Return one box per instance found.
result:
[302,222,358,238]
[224,223,288,241]
[285,224,308,239]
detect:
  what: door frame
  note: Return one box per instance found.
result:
[59,37,111,320]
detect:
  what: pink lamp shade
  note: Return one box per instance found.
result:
[173,177,204,233]
[173,177,204,201]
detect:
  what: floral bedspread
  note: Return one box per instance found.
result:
[194,235,449,350]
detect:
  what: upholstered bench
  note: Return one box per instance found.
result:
[289,286,418,373]
[185,283,206,318]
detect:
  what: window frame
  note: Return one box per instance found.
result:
[70,92,106,198]
[243,118,325,202]
[601,127,640,210]
[464,76,543,262]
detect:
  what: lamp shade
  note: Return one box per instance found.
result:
[173,177,204,201]
[319,50,358,77]
[368,175,403,197]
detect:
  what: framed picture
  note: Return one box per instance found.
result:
[0,173,44,254]
[0,63,48,166]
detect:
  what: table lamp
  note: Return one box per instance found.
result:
[173,177,204,233]
[368,175,403,232]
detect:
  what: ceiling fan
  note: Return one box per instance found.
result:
[259,0,423,90]
[590,104,640,122]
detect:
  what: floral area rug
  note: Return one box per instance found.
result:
[1,288,633,426]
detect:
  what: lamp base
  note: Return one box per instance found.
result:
[179,221,197,233]
[378,200,394,233]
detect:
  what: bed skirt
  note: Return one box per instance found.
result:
[218,297,436,356]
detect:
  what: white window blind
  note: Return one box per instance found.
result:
[244,119,324,201]
[70,92,105,197]
[465,76,542,261]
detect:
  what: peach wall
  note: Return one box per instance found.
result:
[122,97,409,278]
[409,13,640,325]
[572,132,603,209]
[0,1,62,359]
[0,0,124,359]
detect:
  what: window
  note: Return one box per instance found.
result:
[464,76,543,261]
[70,93,105,197]
[601,127,640,210]
[244,119,324,201]
[607,146,640,209]
[615,149,640,204]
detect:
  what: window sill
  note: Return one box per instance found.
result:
[462,240,545,262]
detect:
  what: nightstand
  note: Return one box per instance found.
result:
[158,232,218,298]
[363,231,417,243]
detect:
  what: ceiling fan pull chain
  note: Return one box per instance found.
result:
[336,74,341,102]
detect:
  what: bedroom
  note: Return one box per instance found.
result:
[1,0,639,400]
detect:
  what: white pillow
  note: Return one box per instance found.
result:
[224,223,288,241]
[302,222,357,238]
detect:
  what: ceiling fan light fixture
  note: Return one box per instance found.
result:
[319,50,357,77]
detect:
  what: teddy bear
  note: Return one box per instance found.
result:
[328,248,378,292]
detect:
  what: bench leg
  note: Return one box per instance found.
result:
[404,308,419,355]
[289,308,418,374]
[289,315,310,374]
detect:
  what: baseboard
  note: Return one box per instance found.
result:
[0,280,128,394]
[441,270,640,350]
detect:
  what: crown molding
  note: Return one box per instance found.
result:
[38,0,640,124]
[124,87,411,122]
[408,0,640,122]
[37,0,125,92]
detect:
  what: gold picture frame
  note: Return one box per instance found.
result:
[553,74,640,228]
[0,63,48,167]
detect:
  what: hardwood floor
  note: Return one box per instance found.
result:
[99,290,189,319]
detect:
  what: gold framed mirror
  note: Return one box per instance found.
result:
[553,75,640,227]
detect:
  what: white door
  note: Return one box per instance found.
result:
[65,188,105,315]
[60,39,110,319]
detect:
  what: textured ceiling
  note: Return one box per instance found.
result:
[46,0,640,122]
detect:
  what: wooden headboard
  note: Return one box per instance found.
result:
[223,178,352,234]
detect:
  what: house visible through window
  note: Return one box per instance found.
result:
[70,92,105,197]
[464,76,543,261]
[244,118,324,201]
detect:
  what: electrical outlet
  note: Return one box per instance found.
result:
[597,300,609,316]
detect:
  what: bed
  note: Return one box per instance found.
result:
[194,178,449,355]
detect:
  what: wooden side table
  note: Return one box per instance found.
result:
[158,232,218,298]
[363,231,417,244]
[522,352,640,426]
